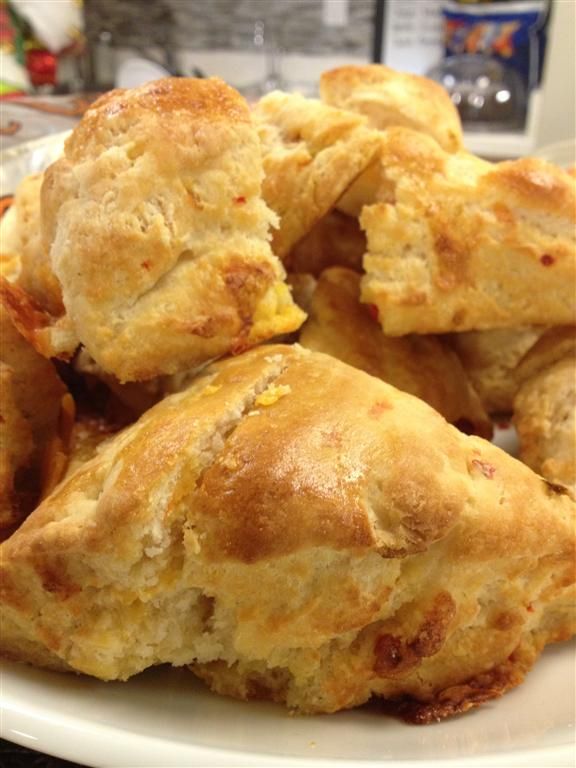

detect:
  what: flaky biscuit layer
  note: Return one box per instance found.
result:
[41,78,304,381]
[360,129,576,335]
[1,345,573,720]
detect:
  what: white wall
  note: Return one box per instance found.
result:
[536,0,576,148]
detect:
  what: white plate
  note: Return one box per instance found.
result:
[2,641,575,768]
[0,130,70,197]
[1,134,575,768]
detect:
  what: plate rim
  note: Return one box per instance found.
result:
[2,646,575,768]
[0,129,71,165]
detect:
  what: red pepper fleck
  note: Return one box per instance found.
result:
[369,400,392,418]
[367,304,379,322]
[496,420,510,430]
[540,254,555,266]
[234,196,246,204]
[141,260,151,270]
[471,458,496,479]
[526,603,535,613]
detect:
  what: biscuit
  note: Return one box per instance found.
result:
[41,78,304,381]
[10,173,64,316]
[320,64,463,153]
[299,267,491,436]
[253,90,381,259]
[448,327,547,414]
[513,326,576,491]
[0,205,22,282]
[0,302,69,531]
[360,128,576,335]
[1,345,573,721]
[320,65,463,218]
[0,277,77,360]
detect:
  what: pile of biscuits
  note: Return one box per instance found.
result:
[0,67,574,723]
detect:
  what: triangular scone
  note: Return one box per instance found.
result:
[320,64,463,153]
[1,345,574,722]
[299,267,492,437]
[40,78,304,382]
[513,326,576,492]
[252,91,381,260]
[360,128,576,335]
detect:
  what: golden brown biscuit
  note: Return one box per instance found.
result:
[320,64,463,153]
[40,77,304,381]
[1,345,573,721]
[299,267,491,437]
[0,277,78,360]
[320,65,463,218]
[335,154,385,218]
[360,128,576,335]
[0,180,73,360]
[0,204,22,282]
[0,302,69,531]
[285,209,365,276]
[513,327,576,491]
[62,415,119,481]
[253,90,381,260]
[10,173,64,316]
[0,204,19,257]
[448,326,547,414]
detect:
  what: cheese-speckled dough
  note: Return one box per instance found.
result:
[320,64,463,153]
[41,77,304,381]
[1,345,573,722]
[513,326,576,492]
[299,267,491,437]
[253,90,381,260]
[360,128,576,335]
[11,173,64,316]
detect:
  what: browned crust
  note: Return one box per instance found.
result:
[298,267,492,436]
[66,77,251,161]
[0,345,574,716]
[320,64,463,153]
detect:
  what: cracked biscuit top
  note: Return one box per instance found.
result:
[320,64,463,153]
[1,344,574,720]
[360,128,576,335]
[40,77,304,381]
[253,90,381,260]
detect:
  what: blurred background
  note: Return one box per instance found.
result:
[0,0,574,160]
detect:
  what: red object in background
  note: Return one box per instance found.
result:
[26,48,57,87]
